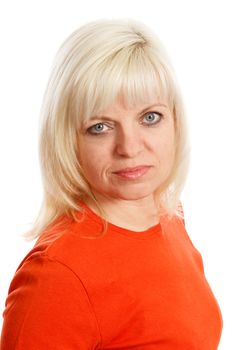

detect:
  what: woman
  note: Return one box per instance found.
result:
[0,19,222,349]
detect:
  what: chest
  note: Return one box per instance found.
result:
[84,235,222,349]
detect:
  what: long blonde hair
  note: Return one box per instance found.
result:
[25,19,190,240]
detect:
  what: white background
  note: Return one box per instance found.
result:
[0,0,232,348]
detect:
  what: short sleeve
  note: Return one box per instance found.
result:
[0,255,101,350]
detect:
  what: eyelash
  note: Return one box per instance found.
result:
[87,123,112,135]
[86,111,163,135]
[141,112,163,126]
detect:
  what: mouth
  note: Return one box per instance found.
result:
[112,166,152,180]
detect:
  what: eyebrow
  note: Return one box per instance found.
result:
[87,103,168,122]
[139,103,168,115]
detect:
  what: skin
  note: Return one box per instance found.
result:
[78,98,175,231]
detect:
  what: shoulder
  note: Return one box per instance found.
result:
[161,210,205,273]
[3,241,101,349]
[160,207,196,252]
[16,211,108,279]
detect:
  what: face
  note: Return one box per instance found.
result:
[78,98,175,204]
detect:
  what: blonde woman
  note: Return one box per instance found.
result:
[0,19,222,349]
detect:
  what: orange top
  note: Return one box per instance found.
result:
[1,204,222,349]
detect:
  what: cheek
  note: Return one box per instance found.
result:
[163,135,175,157]
[78,141,109,179]
[153,125,175,152]
[154,129,176,168]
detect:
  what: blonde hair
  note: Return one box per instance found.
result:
[25,19,190,240]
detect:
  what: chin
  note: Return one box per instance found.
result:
[109,188,157,201]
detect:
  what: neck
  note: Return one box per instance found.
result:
[83,193,160,232]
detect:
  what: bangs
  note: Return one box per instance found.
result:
[74,45,175,126]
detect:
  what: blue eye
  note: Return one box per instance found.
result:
[143,112,162,125]
[87,123,108,134]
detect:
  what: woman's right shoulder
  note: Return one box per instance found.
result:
[17,210,105,277]
[1,217,101,349]
[15,214,83,274]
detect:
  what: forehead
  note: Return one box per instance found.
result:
[82,84,171,118]
[97,96,170,116]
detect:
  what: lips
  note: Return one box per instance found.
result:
[113,166,151,180]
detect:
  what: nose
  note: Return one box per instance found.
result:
[115,127,143,158]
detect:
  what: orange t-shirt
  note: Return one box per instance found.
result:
[1,204,223,349]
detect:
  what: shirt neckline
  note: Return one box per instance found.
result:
[80,201,162,240]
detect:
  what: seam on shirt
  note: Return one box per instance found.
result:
[15,253,103,349]
[44,253,103,347]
